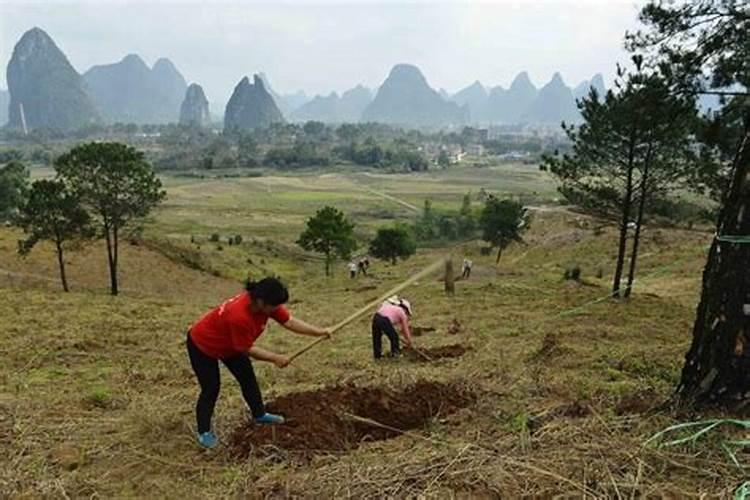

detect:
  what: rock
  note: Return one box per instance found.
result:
[290,84,372,123]
[574,73,607,100]
[485,71,538,124]
[362,64,466,127]
[223,75,285,132]
[450,81,489,123]
[257,72,309,118]
[0,89,8,126]
[522,72,579,124]
[179,83,210,127]
[83,54,187,124]
[6,27,100,131]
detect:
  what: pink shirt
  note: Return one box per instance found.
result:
[377,303,412,341]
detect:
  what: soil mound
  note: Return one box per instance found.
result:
[229,381,472,459]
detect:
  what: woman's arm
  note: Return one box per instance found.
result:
[249,346,290,368]
[282,317,331,338]
[400,317,413,347]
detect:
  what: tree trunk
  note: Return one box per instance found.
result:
[444,258,455,295]
[105,224,118,295]
[677,130,750,405]
[496,247,502,264]
[624,144,653,298]
[613,161,635,297]
[55,239,69,292]
[325,252,331,277]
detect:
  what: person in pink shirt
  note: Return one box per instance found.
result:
[371,296,413,359]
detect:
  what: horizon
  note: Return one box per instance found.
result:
[0,0,644,106]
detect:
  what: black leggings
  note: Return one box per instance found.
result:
[186,333,265,433]
[372,313,400,359]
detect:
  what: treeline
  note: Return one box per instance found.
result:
[0,119,559,173]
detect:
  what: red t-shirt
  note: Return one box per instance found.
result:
[189,292,291,359]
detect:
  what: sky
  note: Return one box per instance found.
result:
[0,0,646,106]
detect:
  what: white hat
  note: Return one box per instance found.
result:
[400,299,413,317]
[387,296,412,316]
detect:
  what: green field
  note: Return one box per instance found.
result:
[1,163,743,497]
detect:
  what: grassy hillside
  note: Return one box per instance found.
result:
[1,167,744,497]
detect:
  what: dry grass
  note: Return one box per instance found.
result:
[0,175,744,498]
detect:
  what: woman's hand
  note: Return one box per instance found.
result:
[283,317,333,338]
[318,327,332,339]
[273,354,291,368]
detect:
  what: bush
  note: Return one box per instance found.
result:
[234,234,243,245]
[210,233,220,242]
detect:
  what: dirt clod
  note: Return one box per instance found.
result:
[229,381,473,459]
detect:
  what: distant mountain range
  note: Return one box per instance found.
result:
[291,85,372,123]
[4,27,619,132]
[362,64,467,127]
[83,54,187,124]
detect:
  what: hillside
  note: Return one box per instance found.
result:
[2,179,739,496]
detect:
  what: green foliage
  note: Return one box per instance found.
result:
[0,160,29,220]
[479,195,528,263]
[413,194,477,242]
[16,179,92,291]
[209,233,220,243]
[55,142,166,295]
[264,142,331,168]
[369,224,417,265]
[297,206,357,276]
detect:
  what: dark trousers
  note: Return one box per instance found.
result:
[372,313,400,359]
[186,333,265,433]
[462,267,471,278]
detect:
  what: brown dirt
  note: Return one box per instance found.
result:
[229,381,473,459]
[615,389,662,415]
[404,344,469,362]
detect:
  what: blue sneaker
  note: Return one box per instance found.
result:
[197,431,218,449]
[254,412,285,424]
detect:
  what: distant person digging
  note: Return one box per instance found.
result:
[186,277,330,449]
[371,295,414,359]
[357,257,370,276]
[462,259,473,279]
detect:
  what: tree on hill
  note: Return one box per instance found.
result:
[629,0,750,406]
[479,196,528,263]
[0,160,29,221]
[55,142,166,295]
[542,58,697,297]
[16,179,93,292]
[369,224,417,265]
[297,206,357,276]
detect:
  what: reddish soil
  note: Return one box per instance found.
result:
[229,381,473,459]
[404,344,469,362]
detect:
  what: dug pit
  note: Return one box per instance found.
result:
[405,344,470,362]
[229,381,473,459]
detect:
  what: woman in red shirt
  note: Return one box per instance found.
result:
[187,277,330,449]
